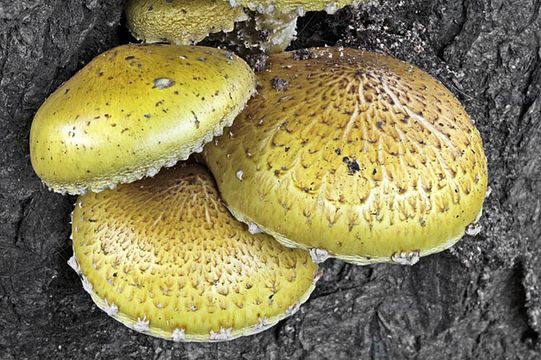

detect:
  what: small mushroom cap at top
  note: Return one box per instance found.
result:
[70,163,318,341]
[30,44,256,195]
[204,47,488,265]
[126,0,248,45]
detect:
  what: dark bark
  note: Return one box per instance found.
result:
[1,0,540,358]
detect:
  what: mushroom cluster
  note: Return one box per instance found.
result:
[29,3,488,342]
[126,0,361,53]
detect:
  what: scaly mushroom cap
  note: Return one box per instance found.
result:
[126,0,248,45]
[30,44,256,195]
[204,48,488,265]
[70,164,318,341]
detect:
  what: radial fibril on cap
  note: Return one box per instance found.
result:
[126,0,248,45]
[70,164,318,341]
[204,47,488,265]
[30,44,256,195]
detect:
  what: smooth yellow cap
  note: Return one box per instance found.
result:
[30,44,256,194]
[126,0,248,45]
[70,163,318,341]
[204,47,488,265]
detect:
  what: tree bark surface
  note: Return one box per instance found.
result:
[0,1,540,359]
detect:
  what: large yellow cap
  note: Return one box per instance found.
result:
[126,0,248,45]
[30,44,256,195]
[69,163,318,341]
[204,47,488,265]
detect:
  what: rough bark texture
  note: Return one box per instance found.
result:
[1,0,540,359]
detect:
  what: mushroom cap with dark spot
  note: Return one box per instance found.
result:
[126,0,248,45]
[204,47,488,264]
[70,163,318,341]
[30,44,256,194]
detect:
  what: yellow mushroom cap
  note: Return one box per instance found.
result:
[30,44,256,195]
[69,163,318,341]
[126,0,248,45]
[204,47,488,265]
